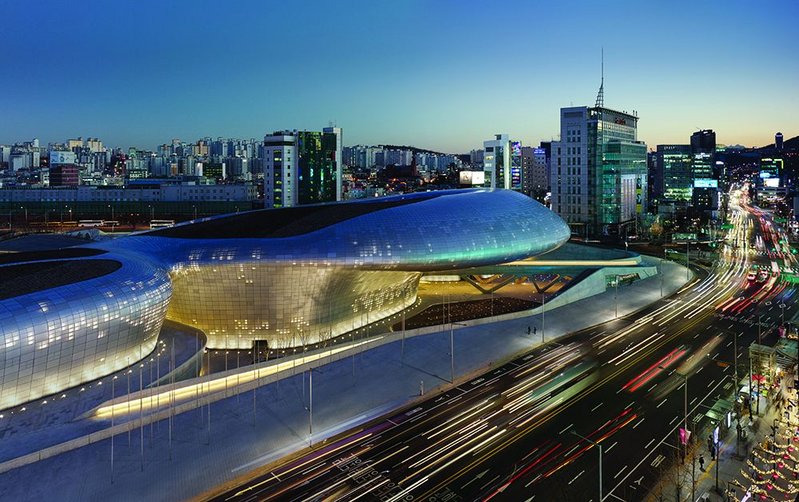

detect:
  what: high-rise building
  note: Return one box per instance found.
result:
[263,127,342,208]
[483,134,510,189]
[521,146,548,197]
[656,145,693,202]
[690,129,716,154]
[550,106,647,238]
[776,132,784,151]
[689,129,716,214]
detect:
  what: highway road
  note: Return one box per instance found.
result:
[209,186,799,502]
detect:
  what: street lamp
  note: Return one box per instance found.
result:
[570,429,602,501]
[449,322,466,383]
[686,241,690,280]
[662,367,689,461]
[541,292,546,343]
[305,367,314,447]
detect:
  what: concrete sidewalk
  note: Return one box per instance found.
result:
[647,375,799,502]
[0,257,690,501]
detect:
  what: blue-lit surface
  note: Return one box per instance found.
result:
[0,189,568,409]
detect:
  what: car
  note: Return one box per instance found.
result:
[747,271,757,281]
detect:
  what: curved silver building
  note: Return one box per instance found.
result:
[0,189,569,409]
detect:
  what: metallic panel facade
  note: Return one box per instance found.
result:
[0,257,171,410]
[0,189,569,409]
[167,264,420,349]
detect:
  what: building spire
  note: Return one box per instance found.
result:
[594,47,604,108]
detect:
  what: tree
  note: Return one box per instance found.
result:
[650,216,664,243]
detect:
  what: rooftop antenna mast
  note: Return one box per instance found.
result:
[594,48,604,108]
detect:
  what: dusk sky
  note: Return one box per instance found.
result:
[1,0,797,152]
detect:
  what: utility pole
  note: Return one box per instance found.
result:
[111,374,115,483]
[733,331,738,392]
[541,293,546,342]
[686,241,690,280]
[401,308,406,364]
[450,322,455,383]
[666,367,689,464]
[448,322,466,383]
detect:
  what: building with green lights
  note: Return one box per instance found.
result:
[551,106,647,238]
[263,127,343,208]
[657,145,693,202]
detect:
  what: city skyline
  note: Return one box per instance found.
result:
[2,0,797,152]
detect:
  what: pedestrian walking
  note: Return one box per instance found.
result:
[533,326,537,336]
[527,326,531,336]
[699,454,705,471]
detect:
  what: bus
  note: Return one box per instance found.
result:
[150,219,175,229]
[78,220,103,227]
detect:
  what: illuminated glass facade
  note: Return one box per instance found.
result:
[0,255,171,410]
[657,145,693,202]
[552,106,647,237]
[0,189,569,409]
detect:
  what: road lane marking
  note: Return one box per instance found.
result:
[591,402,604,412]
[656,399,668,408]
[461,469,490,489]
[614,465,628,479]
[632,418,645,429]
[606,441,618,453]
[644,438,655,449]
[559,423,574,435]
[669,416,679,425]
[300,463,326,475]
[568,470,585,485]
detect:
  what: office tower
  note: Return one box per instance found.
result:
[510,141,523,190]
[689,129,716,213]
[521,146,548,197]
[760,157,783,186]
[776,132,784,151]
[656,145,693,202]
[324,127,343,202]
[550,106,647,238]
[483,134,510,189]
[263,127,342,208]
[690,129,715,154]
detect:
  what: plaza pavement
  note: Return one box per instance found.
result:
[0,257,690,501]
